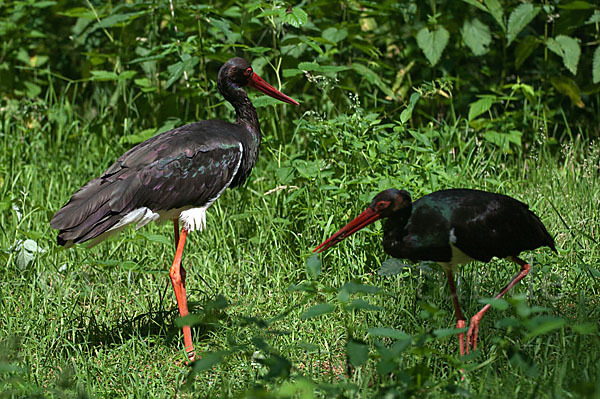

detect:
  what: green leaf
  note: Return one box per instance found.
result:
[461,0,488,12]
[322,27,348,43]
[558,1,595,10]
[347,299,382,312]
[416,26,449,66]
[378,258,409,276]
[515,36,540,69]
[468,97,494,121]
[524,316,566,340]
[346,340,369,367]
[462,19,492,56]
[340,281,381,295]
[571,322,598,334]
[593,46,600,84]
[305,254,321,279]
[433,327,466,339]
[478,298,509,310]
[191,351,227,372]
[90,70,119,81]
[57,7,95,18]
[136,232,171,246]
[351,63,395,99]
[367,327,410,340]
[300,303,335,320]
[550,76,584,108]
[547,35,581,75]
[281,7,308,28]
[507,4,540,45]
[484,0,506,31]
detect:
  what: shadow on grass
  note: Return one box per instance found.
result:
[68,297,230,349]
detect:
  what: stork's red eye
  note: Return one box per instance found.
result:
[375,201,390,211]
[243,67,253,77]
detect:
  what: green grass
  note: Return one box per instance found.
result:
[1,91,599,398]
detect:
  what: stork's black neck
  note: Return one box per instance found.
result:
[217,79,261,141]
[382,204,412,257]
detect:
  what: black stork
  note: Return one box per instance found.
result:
[50,57,298,361]
[314,188,556,355]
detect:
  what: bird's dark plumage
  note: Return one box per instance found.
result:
[381,189,557,264]
[51,57,298,247]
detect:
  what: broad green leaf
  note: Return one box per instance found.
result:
[347,299,382,312]
[346,340,369,367]
[90,70,119,81]
[547,35,580,75]
[191,351,227,372]
[550,76,584,108]
[367,327,410,340]
[136,232,171,246]
[433,327,466,339]
[33,1,56,8]
[507,4,540,45]
[461,0,488,12]
[281,7,308,28]
[322,27,348,43]
[462,19,492,56]
[300,303,335,320]
[277,379,316,399]
[593,46,600,84]
[524,316,566,340]
[478,297,509,310]
[305,254,321,279]
[515,36,540,68]
[97,12,145,29]
[340,281,380,294]
[351,63,395,99]
[558,1,595,9]
[586,10,600,24]
[378,258,409,276]
[571,322,598,334]
[416,26,449,66]
[58,7,95,18]
[484,0,506,31]
[468,97,494,121]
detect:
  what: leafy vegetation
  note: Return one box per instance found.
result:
[1,0,599,398]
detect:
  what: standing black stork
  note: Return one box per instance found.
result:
[314,188,556,355]
[50,57,298,361]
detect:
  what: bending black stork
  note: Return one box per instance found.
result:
[314,188,556,355]
[51,57,298,361]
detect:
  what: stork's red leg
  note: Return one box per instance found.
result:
[466,256,531,352]
[445,269,467,356]
[173,220,186,289]
[170,222,195,361]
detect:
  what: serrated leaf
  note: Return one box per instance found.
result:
[478,297,509,310]
[593,46,600,84]
[416,26,449,66]
[378,258,409,276]
[306,254,321,279]
[346,340,369,367]
[507,4,540,45]
[300,303,335,320]
[462,19,492,56]
[550,76,584,108]
[515,36,540,69]
[461,0,488,12]
[468,97,494,121]
[281,7,307,28]
[367,327,410,340]
[546,35,580,75]
[484,0,505,31]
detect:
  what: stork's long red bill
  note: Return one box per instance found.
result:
[248,73,299,105]
[313,207,382,253]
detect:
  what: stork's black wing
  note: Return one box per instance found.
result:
[51,121,245,245]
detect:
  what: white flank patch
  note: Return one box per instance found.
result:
[449,227,457,244]
[180,206,208,231]
[107,207,160,232]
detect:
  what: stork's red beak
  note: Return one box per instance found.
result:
[248,73,299,105]
[313,207,382,253]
